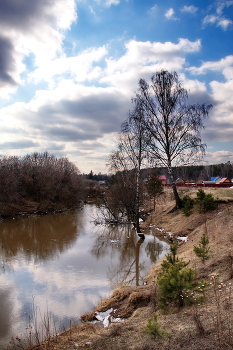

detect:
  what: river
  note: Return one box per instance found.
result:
[0,203,169,349]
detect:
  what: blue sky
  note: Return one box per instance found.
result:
[0,0,233,173]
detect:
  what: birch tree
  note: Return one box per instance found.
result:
[135,70,212,208]
[107,102,148,233]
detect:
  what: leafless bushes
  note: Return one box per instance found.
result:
[103,170,146,224]
[0,152,84,215]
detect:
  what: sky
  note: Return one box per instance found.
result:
[0,0,233,174]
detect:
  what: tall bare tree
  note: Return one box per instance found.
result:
[107,102,148,233]
[134,70,212,208]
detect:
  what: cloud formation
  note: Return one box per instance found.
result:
[181,5,198,13]
[165,8,178,20]
[203,14,233,30]
[203,0,233,30]
[0,0,232,172]
[0,0,77,97]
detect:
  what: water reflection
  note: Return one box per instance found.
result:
[0,212,81,264]
[91,223,167,288]
[145,239,163,263]
[0,204,169,349]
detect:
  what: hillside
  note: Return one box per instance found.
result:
[21,188,233,350]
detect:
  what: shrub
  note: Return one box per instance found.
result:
[157,241,208,310]
[196,188,206,201]
[143,313,168,338]
[181,194,194,216]
[196,189,217,212]
[157,263,196,309]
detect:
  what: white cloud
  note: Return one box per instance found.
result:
[30,46,108,84]
[149,4,158,16]
[180,5,198,13]
[203,1,233,30]
[102,38,201,90]
[188,55,233,80]
[105,0,120,5]
[0,0,77,98]
[216,0,233,14]
[203,14,218,25]
[218,17,233,29]
[203,14,233,29]
[165,8,178,20]
[94,0,120,6]
[206,150,233,163]
[187,55,233,145]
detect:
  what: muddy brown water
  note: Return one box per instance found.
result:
[0,204,169,348]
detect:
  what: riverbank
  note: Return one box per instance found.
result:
[0,182,106,220]
[21,187,233,350]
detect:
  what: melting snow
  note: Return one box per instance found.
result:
[177,236,188,243]
[94,308,123,327]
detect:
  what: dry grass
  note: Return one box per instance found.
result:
[11,187,233,350]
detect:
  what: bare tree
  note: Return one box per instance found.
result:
[107,103,148,233]
[0,152,84,216]
[134,70,212,208]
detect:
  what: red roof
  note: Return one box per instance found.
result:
[159,175,166,180]
[219,177,230,183]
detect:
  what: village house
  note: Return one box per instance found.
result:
[158,175,167,185]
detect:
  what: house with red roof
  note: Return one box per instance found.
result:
[158,175,167,185]
[215,177,231,184]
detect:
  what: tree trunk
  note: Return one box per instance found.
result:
[172,182,182,209]
[167,163,182,209]
[135,167,141,233]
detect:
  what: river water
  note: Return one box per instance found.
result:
[0,203,169,349]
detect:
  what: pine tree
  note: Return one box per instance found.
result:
[194,234,210,263]
[146,171,163,209]
[157,240,207,310]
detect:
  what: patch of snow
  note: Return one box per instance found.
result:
[166,232,173,237]
[112,317,122,324]
[110,239,119,244]
[95,308,113,322]
[94,308,123,328]
[155,227,164,232]
[177,236,188,243]
[103,314,111,328]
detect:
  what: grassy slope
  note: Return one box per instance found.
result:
[23,188,233,350]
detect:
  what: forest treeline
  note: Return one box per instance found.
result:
[86,161,233,184]
[142,161,233,183]
[0,152,84,217]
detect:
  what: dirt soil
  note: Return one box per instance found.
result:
[22,188,233,350]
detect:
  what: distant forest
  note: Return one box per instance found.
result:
[85,161,233,183]
[147,162,233,183]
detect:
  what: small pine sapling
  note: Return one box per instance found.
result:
[157,240,208,310]
[194,233,210,263]
[143,313,168,338]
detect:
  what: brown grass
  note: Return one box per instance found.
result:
[13,187,233,350]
